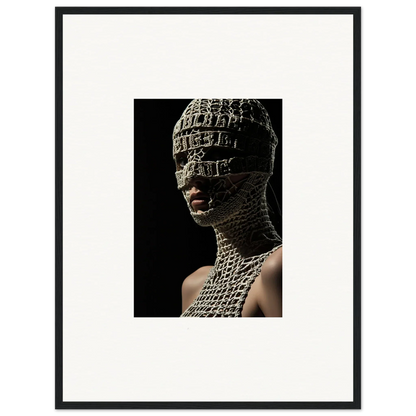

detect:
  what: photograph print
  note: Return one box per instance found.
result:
[134,99,283,318]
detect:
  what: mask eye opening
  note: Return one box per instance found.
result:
[175,152,188,170]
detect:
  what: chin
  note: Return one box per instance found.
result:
[189,198,242,228]
[190,209,215,227]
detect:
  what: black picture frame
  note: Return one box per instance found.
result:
[56,6,361,409]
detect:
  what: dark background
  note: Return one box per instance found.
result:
[134,99,282,317]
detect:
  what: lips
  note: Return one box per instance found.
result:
[190,192,210,209]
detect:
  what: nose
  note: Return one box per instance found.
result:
[187,176,209,191]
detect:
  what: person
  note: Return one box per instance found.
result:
[172,99,282,317]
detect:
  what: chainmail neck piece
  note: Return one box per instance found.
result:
[173,99,282,317]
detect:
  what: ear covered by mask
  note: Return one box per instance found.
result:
[172,99,278,227]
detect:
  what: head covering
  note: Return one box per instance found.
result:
[173,99,278,189]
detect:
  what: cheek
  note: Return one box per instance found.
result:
[231,174,249,182]
[183,189,190,200]
[225,174,249,190]
[209,175,247,197]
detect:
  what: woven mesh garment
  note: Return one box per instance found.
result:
[173,99,282,317]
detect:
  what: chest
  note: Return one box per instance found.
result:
[181,256,266,317]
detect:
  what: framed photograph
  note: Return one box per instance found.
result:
[56,7,361,409]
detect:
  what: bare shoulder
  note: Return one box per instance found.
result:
[181,266,213,313]
[182,266,212,292]
[254,246,282,317]
[260,246,282,285]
